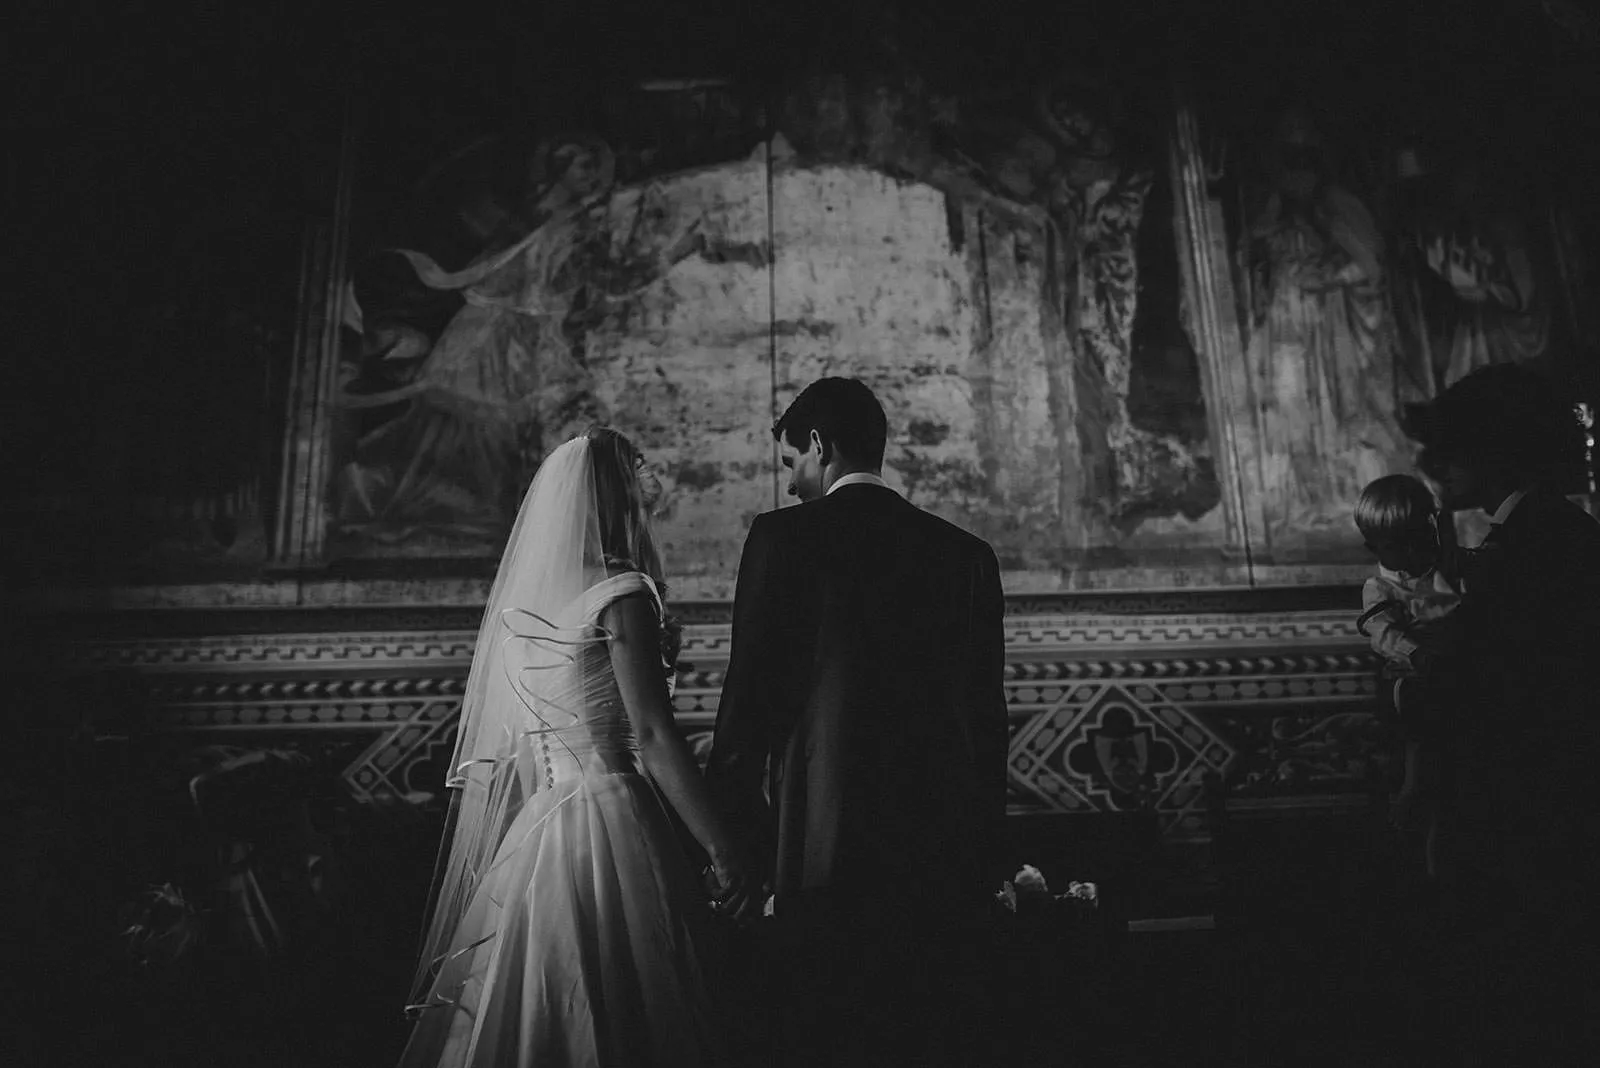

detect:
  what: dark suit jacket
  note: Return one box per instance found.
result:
[705,483,1008,922]
[1431,488,1600,914]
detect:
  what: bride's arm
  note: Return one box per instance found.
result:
[605,593,752,897]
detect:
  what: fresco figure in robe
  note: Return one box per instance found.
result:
[1390,152,1551,411]
[1240,107,1397,544]
[336,135,702,547]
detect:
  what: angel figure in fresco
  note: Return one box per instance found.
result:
[1389,150,1551,411]
[1240,106,1398,540]
[336,134,704,545]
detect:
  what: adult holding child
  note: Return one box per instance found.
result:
[1410,362,1600,1064]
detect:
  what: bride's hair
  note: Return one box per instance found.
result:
[584,426,666,594]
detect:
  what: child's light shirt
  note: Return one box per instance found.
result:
[1359,566,1463,672]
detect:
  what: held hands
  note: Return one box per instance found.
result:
[705,846,765,926]
[1389,786,1418,832]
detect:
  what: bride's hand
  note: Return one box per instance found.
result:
[1389,787,1418,832]
[709,847,761,924]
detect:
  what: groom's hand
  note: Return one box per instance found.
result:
[709,848,762,925]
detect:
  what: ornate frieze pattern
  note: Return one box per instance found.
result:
[54,598,1385,831]
[75,633,481,670]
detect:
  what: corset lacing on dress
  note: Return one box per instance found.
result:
[405,603,644,1017]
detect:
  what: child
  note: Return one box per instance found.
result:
[1354,475,1474,880]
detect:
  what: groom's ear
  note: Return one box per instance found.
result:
[809,428,831,467]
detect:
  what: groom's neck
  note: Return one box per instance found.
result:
[820,464,881,495]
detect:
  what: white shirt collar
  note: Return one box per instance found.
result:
[825,472,892,496]
[1377,563,1435,585]
[1488,488,1529,525]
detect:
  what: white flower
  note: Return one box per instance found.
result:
[1013,863,1049,896]
[994,881,1018,913]
[1060,881,1099,906]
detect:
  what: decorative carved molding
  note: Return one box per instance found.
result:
[20,578,1371,620]
[61,610,1366,670]
[74,632,481,670]
[58,601,1384,833]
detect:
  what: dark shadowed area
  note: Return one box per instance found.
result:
[6,0,1599,1065]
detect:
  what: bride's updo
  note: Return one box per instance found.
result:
[585,426,666,594]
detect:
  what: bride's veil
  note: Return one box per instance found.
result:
[405,434,606,1013]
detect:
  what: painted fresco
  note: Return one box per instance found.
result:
[6,2,1593,591]
[1227,104,1407,558]
[18,7,1591,593]
[1207,98,1587,558]
[758,69,1225,584]
[1386,147,1577,548]
[333,43,1597,591]
[311,3,1595,593]
[334,46,1239,592]
[336,89,778,589]
[337,134,721,549]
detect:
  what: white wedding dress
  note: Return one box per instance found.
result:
[398,571,724,1068]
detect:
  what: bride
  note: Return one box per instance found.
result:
[398,427,755,1067]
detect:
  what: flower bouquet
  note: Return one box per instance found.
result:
[985,863,1113,1055]
[989,865,1111,1054]
[994,863,1099,917]
[990,863,1106,981]
[120,882,205,969]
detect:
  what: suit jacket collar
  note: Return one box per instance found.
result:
[825,472,893,496]
[1487,487,1530,526]
[1483,486,1567,548]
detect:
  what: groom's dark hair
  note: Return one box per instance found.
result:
[772,377,888,468]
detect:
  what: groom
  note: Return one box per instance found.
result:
[706,377,1009,1067]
